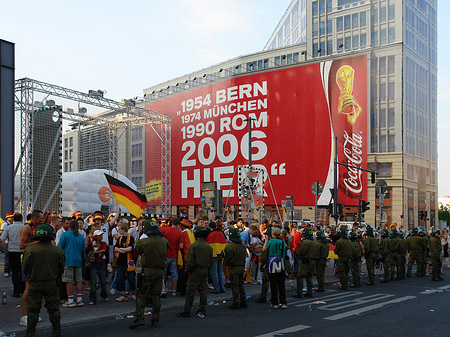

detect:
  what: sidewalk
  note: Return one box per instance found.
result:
[0,253,380,335]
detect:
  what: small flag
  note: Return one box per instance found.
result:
[0,217,4,227]
[328,243,339,260]
[104,173,147,218]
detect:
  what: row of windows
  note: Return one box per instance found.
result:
[64,149,74,160]
[371,27,395,46]
[131,127,142,141]
[371,108,395,129]
[336,12,366,32]
[132,176,143,188]
[64,162,74,172]
[371,81,395,103]
[371,134,395,153]
[371,5,395,24]
[132,160,142,174]
[312,0,332,16]
[376,163,392,177]
[371,56,395,76]
[64,137,74,148]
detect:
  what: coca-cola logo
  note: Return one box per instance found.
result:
[342,131,363,194]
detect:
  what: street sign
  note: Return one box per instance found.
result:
[282,199,293,212]
[311,181,323,196]
[375,179,387,194]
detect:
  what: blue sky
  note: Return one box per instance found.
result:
[1,0,448,196]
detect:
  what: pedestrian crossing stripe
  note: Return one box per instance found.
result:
[255,324,311,337]
[323,296,416,321]
[317,294,394,311]
[290,291,362,307]
[420,284,450,294]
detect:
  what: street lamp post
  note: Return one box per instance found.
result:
[286,195,293,226]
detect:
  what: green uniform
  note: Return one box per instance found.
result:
[23,241,65,337]
[224,241,247,307]
[295,238,317,296]
[183,237,213,314]
[406,234,424,277]
[364,235,379,284]
[390,237,401,280]
[256,249,270,302]
[399,238,407,279]
[315,240,329,292]
[420,235,429,277]
[379,237,391,282]
[335,237,353,289]
[134,234,169,324]
[351,241,362,287]
[429,236,442,281]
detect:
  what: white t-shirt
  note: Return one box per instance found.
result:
[55,228,66,245]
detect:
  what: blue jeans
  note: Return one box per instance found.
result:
[89,261,108,302]
[111,273,130,292]
[210,257,225,292]
[164,257,178,280]
[116,264,136,293]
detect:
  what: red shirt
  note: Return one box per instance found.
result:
[92,241,107,262]
[161,226,182,258]
[292,231,303,252]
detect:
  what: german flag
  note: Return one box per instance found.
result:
[104,173,147,217]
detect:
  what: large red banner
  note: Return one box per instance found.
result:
[146,55,367,206]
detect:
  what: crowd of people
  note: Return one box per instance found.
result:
[0,208,448,335]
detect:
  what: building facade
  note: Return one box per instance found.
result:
[142,0,437,228]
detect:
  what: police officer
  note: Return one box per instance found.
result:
[429,228,443,282]
[22,224,65,337]
[364,225,379,285]
[293,227,317,297]
[406,228,423,277]
[335,228,353,290]
[379,229,391,283]
[418,226,429,278]
[315,231,329,292]
[398,230,407,279]
[177,226,213,317]
[130,220,168,329]
[224,227,247,309]
[350,232,362,287]
[389,229,401,281]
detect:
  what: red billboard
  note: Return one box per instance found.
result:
[146,55,367,206]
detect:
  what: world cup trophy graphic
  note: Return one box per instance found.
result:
[336,65,361,126]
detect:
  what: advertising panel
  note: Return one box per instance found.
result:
[146,55,367,206]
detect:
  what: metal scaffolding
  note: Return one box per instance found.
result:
[14,77,172,216]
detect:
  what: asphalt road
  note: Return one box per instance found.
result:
[26,274,450,337]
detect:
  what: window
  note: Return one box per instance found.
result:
[371,30,378,46]
[379,57,386,74]
[337,17,343,31]
[313,22,318,36]
[371,135,378,153]
[64,138,68,148]
[360,12,366,27]
[320,21,325,35]
[64,150,68,160]
[371,82,378,101]
[131,127,143,141]
[371,110,377,128]
[371,58,378,75]
[380,6,386,22]
[379,83,386,101]
[388,4,395,20]
[345,36,351,49]
[132,160,142,174]
[388,56,395,74]
[388,108,395,127]
[69,137,73,147]
[352,35,359,48]
[319,0,325,14]
[69,149,73,160]
[132,177,143,188]
[293,53,299,62]
[344,15,351,30]
[379,108,386,127]
[352,13,359,28]
[388,135,395,152]
[337,38,343,52]
[388,27,395,43]
[313,44,319,57]
[376,163,392,177]
[372,9,378,24]
[132,143,142,157]
[312,1,318,16]
[379,136,386,152]
[360,33,366,47]
[407,165,414,180]
[64,162,68,172]
[69,162,73,172]
[388,82,395,100]
[327,20,332,34]
[274,56,280,66]
[327,0,332,13]
[380,29,386,44]
[327,40,333,55]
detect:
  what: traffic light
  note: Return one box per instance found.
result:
[371,172,376,184]
[361,200,370,212]
[328,203,334,217]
